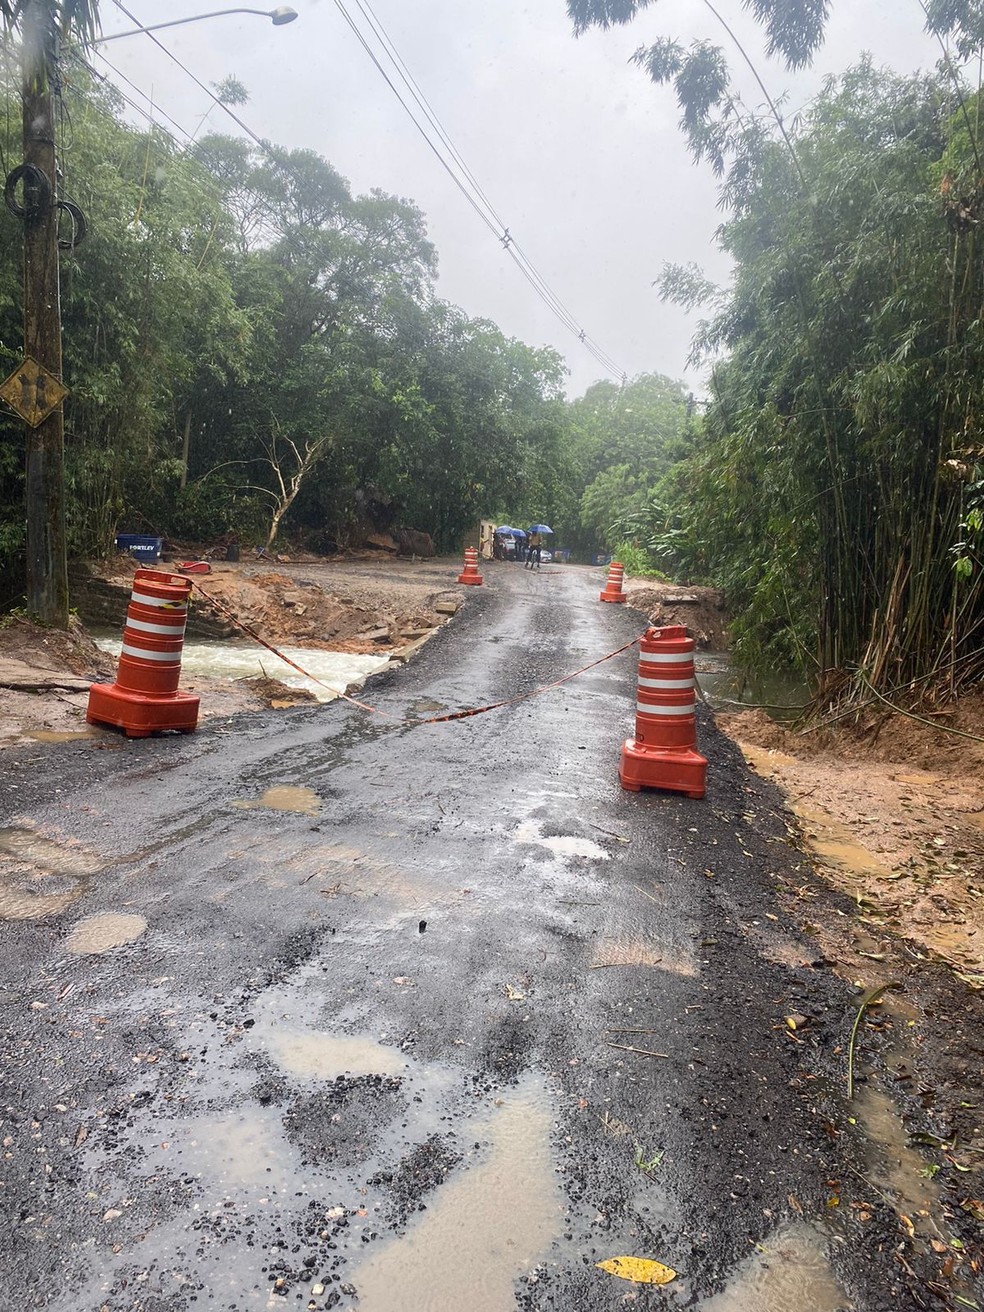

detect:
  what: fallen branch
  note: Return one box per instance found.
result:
[0,677,91,691]
[586,821,631,844]
[589,959,661,969]
[847,983,893,1099]
[605,1042,669,1059]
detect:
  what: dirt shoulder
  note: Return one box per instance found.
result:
[718,701,984,988]
[622,575,729,649]
[621,574,984,989]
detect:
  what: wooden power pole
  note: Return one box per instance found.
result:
[21,0,69,628]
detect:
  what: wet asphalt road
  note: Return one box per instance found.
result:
[0,563,936,1310]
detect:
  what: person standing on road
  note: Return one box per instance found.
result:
[526,530,542,570]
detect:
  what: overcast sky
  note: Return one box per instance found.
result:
[94,2,941,397]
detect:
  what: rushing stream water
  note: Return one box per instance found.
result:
[94,637,390,703]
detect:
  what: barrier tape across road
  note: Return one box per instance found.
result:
[192,581,644,727]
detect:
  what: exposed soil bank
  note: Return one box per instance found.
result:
[719,701,984,986]
[0,555,466,747]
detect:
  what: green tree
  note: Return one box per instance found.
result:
[657,66,984,694]
[568,373,691,552]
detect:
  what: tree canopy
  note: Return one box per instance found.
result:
[0,56,577,587]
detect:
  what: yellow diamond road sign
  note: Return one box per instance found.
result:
[0,356,69,427]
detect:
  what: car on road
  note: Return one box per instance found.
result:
[539,549,552,563]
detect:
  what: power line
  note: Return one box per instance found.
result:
[107,1,282,164]
[104,0,626,380]
[334,0,626,380]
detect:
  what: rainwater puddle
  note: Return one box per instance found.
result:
[265,1028,409,1081]
[26,728,110,744]
[0,827,102,920]
[146,1106,301,1195]
[854,1084,941,1234]
[793,803,892,879]
[738,743,800,775]
[590,937,667,969]
[514,821,609,861]
[65,912,147,954]
[232,785,320,816]
[350,1080,562,1311]
[696,656,809,718]
[698,1223,845,1310]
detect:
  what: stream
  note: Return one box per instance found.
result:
[695,653,810,719]
[94,636,390,703]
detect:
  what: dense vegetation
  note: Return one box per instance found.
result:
[3,1,984,710]
[570,1,984,704]
[0,56,578,593]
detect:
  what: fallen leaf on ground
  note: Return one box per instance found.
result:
[505,984,525,1001]
[596,1257,677,1285]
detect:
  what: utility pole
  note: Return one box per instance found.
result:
[22,0,69,628]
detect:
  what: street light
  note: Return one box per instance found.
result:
[98,7,299,42]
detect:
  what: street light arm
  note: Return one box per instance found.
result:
[97,7,298,42]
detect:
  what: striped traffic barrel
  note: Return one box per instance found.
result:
[632,624,697,749]
[599,560,626,603]
[457,546,483,585]
[115,569,192,696]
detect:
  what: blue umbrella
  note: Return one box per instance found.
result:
[528,523,553,534]
[494,525,516,535]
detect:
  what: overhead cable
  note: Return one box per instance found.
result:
[334,0,625,380]
[104,0,626,380]
[350,0,624,376]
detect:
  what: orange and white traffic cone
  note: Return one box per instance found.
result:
[599,560,626,603]
[619,625,707,798]
[457,546,484,586]
[86,569,200,737]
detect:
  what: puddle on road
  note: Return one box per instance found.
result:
[514,820,609,861]
[590,937,668,969]
[266,1028,409,1081]
[232,785,320,816]
[146,1106,302,1194]
[0,827,102,920]
[698,1223,845,1310]
[793,803,893,879]
[26,728,110,744]
[65,913,147,954]
[351,1080,562,1311]
[854,1084,941,1234]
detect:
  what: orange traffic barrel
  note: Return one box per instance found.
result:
[457,546,484,586]
[86,568,200,737]
[116,569,191,696]
[619,625,707,798]
[600,560,626,603]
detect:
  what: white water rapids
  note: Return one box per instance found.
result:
[94,637,390,703]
